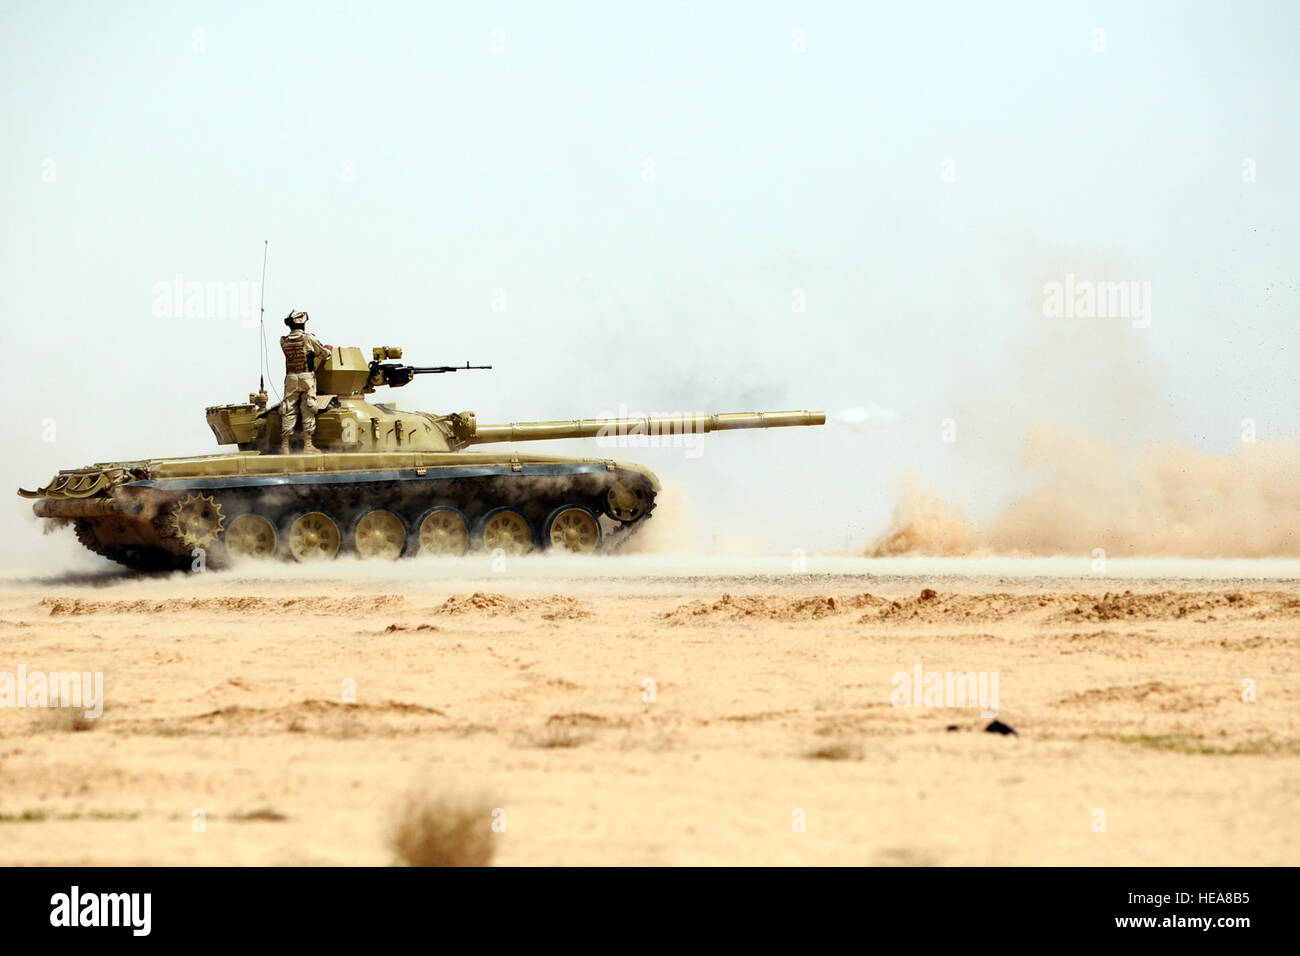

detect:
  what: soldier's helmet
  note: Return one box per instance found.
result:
[284,310,309,328]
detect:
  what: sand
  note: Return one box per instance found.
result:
[1,555,1297,866]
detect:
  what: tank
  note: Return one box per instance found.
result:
[18,345,825,568]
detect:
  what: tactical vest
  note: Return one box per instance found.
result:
[281,332,310,374]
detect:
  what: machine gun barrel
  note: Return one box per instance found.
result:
[370,361,492,388]
[408,363,493,374]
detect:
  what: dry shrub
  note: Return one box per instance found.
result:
[229,808,289,822]
[389,795,496,867]
[517,724,593,749]
[34,707,100,733]
[804,743,862,761]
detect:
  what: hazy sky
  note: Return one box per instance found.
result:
[3,1,1298,559]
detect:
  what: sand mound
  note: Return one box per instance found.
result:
[432,592,591,619]
[119,699,448,738]
[1049,590,1300,622]
[859,592,1048,623]
[1054,681,1215,713]
[861,590,1300,624]
[660,589,1300,627]
[662,591,1051,624]
[42,595,408,616]
[661,593,886,623]
[546,712,624,728]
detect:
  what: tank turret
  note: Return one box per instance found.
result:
[205,346,823,455]
[21,344,825,567]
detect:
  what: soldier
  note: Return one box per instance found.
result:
[279,310,333,454]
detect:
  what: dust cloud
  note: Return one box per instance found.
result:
[872,425,1300,558]
[867,248,1300,559]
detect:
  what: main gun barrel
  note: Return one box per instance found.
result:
[470,410,825,445]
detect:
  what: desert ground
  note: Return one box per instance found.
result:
[1,553,1298,866]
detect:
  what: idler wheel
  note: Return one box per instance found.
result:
[223,513,277,560]
[605,482,648,522]
[543,505,602,555]
[416,506,470,557]
[353,509,407,561]
[478,507,533,556]
[286,511,341,563]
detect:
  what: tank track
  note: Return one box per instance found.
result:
[65,471,654,567]
[73,519,190,572]
[202,472,653,562]
[601,505,655,553]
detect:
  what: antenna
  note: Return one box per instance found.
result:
[255,240,280,401]
[258,240,268,392]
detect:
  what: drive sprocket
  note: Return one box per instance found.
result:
[170,493,225,548]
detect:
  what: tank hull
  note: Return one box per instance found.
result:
[24,451,660,568]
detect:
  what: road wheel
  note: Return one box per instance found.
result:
[285,511,341,562]
[353,509,407,560]
[416,506,470,557]
[478,507,533,556]
[543,505,602,554]
[224,513,278,560]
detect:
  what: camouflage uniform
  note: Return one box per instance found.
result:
[280,329,331,444]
